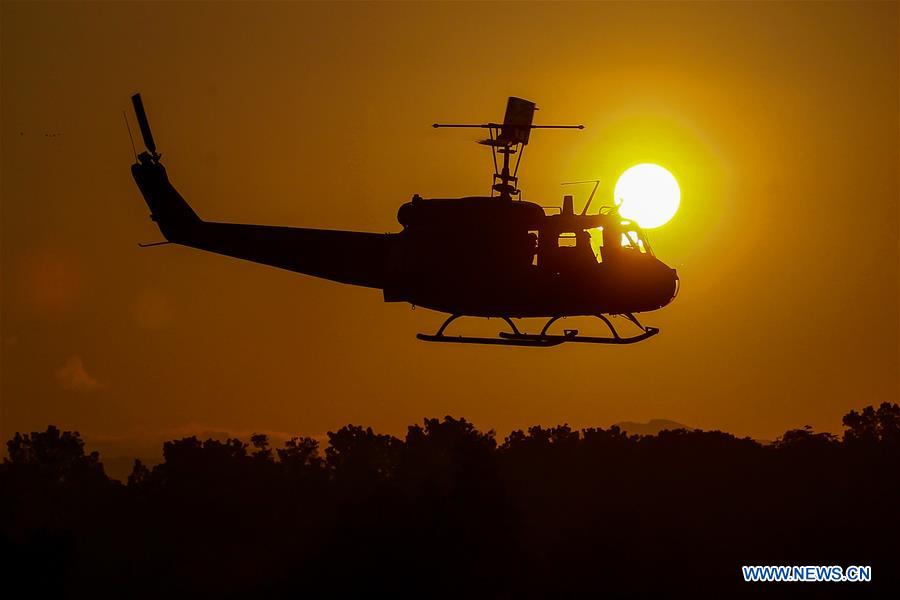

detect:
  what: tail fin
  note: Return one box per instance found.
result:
[129,93,201,242]
[131,93,158,158]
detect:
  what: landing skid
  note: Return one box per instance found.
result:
[417,313,658,347]
[416,333,564,347]
[499,328,658,345]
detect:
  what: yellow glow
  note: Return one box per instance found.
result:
[614,164,680,229]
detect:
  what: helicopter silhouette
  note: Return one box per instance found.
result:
[129,94,678,346]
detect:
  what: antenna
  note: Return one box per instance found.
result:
[433,97,583,200]
[123,110,137,161]
[561,179,601,215]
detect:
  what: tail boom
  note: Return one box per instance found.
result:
[132,157,392,289]
[129,92,393,290]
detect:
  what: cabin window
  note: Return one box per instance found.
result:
[555,230,602,265]
[557,233,577,248]
[589,227,604,261]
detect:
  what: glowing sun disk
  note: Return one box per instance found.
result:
[614,164,680,229]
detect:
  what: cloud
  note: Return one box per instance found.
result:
[55,355,102,391]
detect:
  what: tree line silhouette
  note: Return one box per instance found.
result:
[2,403,898,597]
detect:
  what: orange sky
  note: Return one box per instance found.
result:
[2,2,897,463]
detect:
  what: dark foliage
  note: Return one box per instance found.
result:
[2,405,898,597]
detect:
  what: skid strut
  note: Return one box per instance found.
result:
[417,314,563,347]
[498,313,658,345]
[418,313,658,346]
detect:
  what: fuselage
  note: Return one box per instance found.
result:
[386,194,678,317]
[132,156,677,321]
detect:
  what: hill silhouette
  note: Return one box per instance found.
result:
[2,403,898,597]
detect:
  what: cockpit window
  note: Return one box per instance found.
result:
[589,224,654,260]
[620,231,642,252]
[621,226,653,255]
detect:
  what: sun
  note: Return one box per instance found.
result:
[614,164,680,229]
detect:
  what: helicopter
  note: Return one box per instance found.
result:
[129,94,678,347]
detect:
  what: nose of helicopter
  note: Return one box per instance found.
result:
[664,266,679,305]
[649,261,679,309]
[611,258,679,313]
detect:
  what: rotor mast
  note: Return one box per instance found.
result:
[433,97,583,200]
